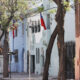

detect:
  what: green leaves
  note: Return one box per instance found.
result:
[38,7,44,12]
[63,1,69,6]
[0,0,28,31]
[63,1,71,11]
[49,9,57,14]
[74,0,80,3]
[64,6,71,11]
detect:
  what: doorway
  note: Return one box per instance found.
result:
[65,42,75,79]
[31,55,35,73]
[27,53,35,73]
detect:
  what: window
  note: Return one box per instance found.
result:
[35,26,37,33]
[32,27,35,33]
[22,22,24,35]
[0,61,1,67]
[14,49,18,62]
[27,22,29,37]
[38,20,40,32]
[10,55,12,62]
[47,14,50,29]
[15,28,17,37]
[38,25,40,32]
[31,20,41,33]
[41,48,44,66]
[36,48,40,64]
[36,48,38,63]
[31,22,34,33]
[35,21,37,33]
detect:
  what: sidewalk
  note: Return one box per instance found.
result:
[0,73,56,80]
[0,73,74,80]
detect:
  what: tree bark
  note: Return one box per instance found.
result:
[56,1,66,80]
[57,29,65,80]
[3,53,9,77]
[3,32,9,78]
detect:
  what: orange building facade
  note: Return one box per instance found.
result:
[75,0,80,80]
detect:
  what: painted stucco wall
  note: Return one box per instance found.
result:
[9,19,27,72]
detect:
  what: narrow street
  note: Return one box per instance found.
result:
[0,73,55,80]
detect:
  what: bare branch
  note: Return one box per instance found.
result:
[5,13,14,27]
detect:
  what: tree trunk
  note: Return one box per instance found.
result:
[3,53,9,77]
[57,28,65,80]
[42,27,58,80]
[42,0,67,80]
[57,2,66,80]
[0,8,14,78]
[3,32,9,78]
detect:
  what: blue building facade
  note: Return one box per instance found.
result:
[9,19,27,72]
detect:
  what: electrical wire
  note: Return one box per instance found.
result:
[26,3,75,18]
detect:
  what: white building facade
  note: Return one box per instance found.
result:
[24,0,75,78]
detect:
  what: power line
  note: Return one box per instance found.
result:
[26,4,75,18]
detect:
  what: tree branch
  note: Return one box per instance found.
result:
[43,26,58,80]
[0,30,4,41]
[0,11,14,40]
[6,13,14,27]
[53,0,60,5]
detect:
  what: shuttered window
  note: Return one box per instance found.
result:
[15,28,17,37]
[36,48,40,64]
[47,14,50,29]
[22,22,24,35]
[31,20,41,33]
[14,49,18,62]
